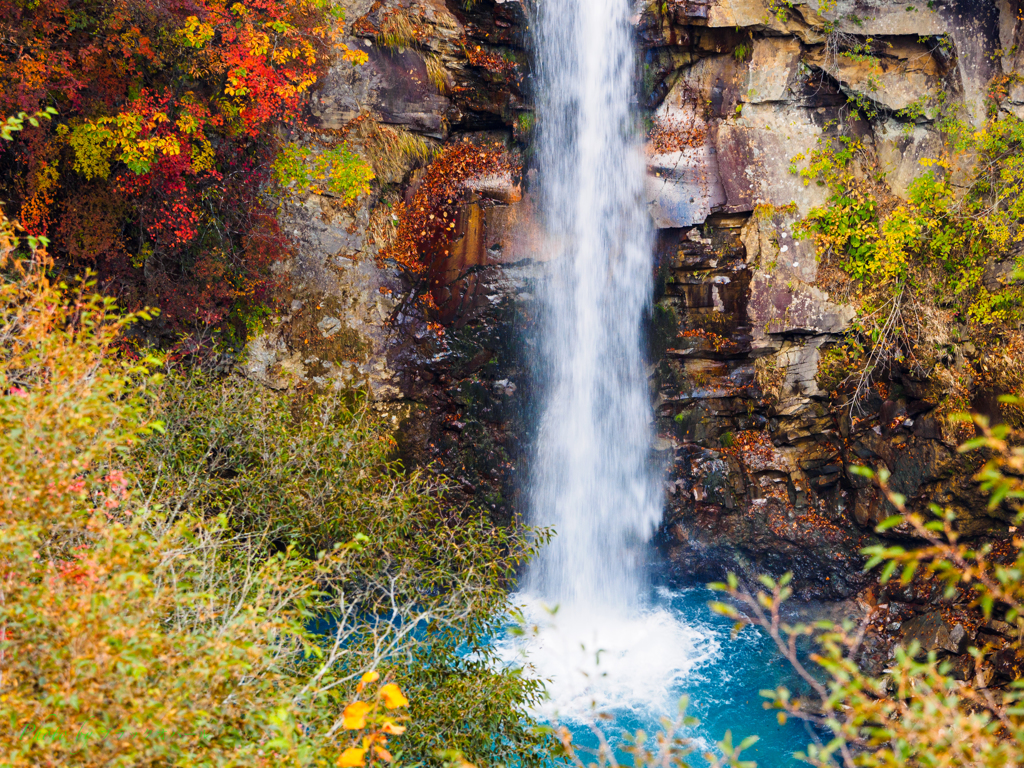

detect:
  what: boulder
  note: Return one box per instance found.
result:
[809,0,945,36]
[706,0,827,42]
[706,0,998,124]
[428,189,533,324]
[999,0,1024,117]
[804,41,943,114]
[748,274,855,339]
[939,0,1002,126]
[992,647,1024,680]
[312,46,451,136]
[672,53,748,117]
[717,103,834,215]
[901,612,969,656]
[873,120,944,199]
[646,79,728,228]
[744,38,803,104]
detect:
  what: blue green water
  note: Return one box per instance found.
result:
[498,586,820,768]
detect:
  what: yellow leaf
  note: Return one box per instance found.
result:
[382,721,406,735]
[379,683,409,709]
[343,701,372,730]
[338,747,367,767]
[357,670,380,693]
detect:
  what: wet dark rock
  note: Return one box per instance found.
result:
[993,647,1024,680]
[901,612,969,656]
[640,0,1024,606]
[986,619,1017,638]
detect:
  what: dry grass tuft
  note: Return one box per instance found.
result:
[376,8,418,51]
[755,354,786,404]
[425,52,452,94]
[351,117,437,184]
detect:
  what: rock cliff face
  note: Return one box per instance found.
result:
[639,0,1019,600]
[250,0,1021,610]
[245,0,539,520]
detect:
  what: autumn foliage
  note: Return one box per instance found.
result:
[0,222,413,766]
[0,178,544,764]
[0,0,368,335]
[381,141,516,279]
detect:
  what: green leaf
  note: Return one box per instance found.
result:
[738,735,760,750]
[757,574,777,590]
[901,561,918,584]
[876,515,905,532]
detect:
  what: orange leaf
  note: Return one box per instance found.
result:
[357,669,380,693]
[338,747,367,767]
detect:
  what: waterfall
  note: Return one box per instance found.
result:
[526,0,660,610]
[502,0,719,720]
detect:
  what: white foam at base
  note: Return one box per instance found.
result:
[497,594,721,722]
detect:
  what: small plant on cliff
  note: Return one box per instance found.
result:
[425,53,453,95]
[815,341,866,393]
[765,0,797,23]
[273,142,375,200]
[516,111,537,136]
[356,116,437,182]
[376,7,420,51]
[754,354,786,404]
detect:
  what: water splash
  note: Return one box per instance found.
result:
[499,595,720,721]
[509,0,720,720]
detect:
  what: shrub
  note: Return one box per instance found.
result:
[130,370,552,766]
[0,228,349,766]
[0,0,372,335]
[793,117,1024,413]
[0,217,548,766]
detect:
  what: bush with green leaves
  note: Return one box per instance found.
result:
[133,371,552,766]
[793,115,1024,415]
[0,218,548,767]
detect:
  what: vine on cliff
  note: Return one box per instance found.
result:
[378,141,518,321]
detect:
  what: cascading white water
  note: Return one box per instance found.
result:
[525,0,660,611]
[501,0,720,720]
